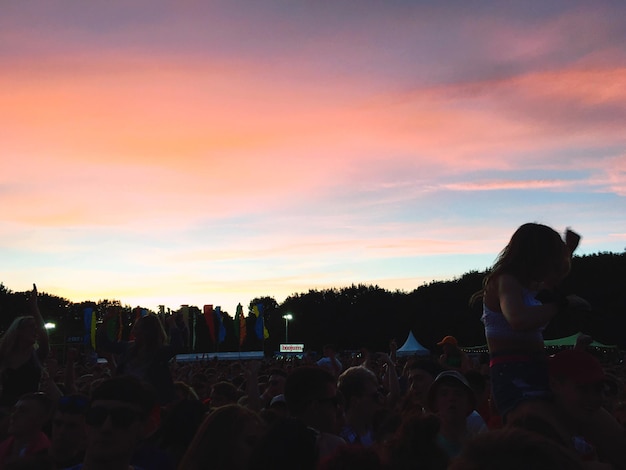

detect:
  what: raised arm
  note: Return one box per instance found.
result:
[30,284,50,362]
[389,339,398,365]
[498,275,560,331]
[40,356,63,403]
[242,360,263,412]
[379,352,400,408]
[165,315,185,354]
[565,228,581,255]
[63,348,79,394]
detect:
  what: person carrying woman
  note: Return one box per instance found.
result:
[472,223,626,468]
[97,313,183,406]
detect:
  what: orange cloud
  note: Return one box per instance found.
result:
[1,46,624,232]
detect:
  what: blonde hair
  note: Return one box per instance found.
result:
[0,316,36,368]
[131,314,168,351]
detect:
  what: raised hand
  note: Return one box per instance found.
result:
[45,357,59,378]
[565,228,581,254]
[28,283,39,311]
[66,348,79,363]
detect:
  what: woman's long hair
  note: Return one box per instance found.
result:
[131,314,168,352]
[470,223,567,305]
[0,316,36,368]
[381,411,449,470]
[178,404,264,470]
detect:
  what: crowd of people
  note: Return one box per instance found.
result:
[0,223,626,469]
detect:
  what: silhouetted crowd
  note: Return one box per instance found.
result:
[3,225,626,470]
[1,329,625,469]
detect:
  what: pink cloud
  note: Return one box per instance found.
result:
[1,44,625,230]
[464,5,625,63]
[351,65,626,180]
[442,179,574,192]
[599,155,626,197]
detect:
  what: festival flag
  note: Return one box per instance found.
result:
[203,305,216,344]
[252,304,269,340]
[83,307,96,349]
[234,303,246,346]
[215,307,226,344]
[180,305,189,331]
[133,306,148,321]
[116,309,123,341]
[129,307,147,341]
[91,309,97,349]
[104,307,120,342]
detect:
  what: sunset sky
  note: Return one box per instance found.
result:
[2,1,625,315]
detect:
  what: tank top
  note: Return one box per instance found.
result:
[481,288,546,342]
[0,352,42,407]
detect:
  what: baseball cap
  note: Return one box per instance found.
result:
[270,394,287,408]
[548,349,606,384]
[437,335,458,346]
[426,370,476,414]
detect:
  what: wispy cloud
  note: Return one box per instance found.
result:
[442,179,575,192]
[1,1,625,310]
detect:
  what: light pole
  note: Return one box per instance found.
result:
[282,314,293,343]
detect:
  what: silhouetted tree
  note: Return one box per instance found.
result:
[2,251,625,354]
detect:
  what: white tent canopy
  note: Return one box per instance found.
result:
[397,331,431,357]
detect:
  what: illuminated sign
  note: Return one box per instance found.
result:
[280,344,305,353]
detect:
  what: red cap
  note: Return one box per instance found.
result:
[549,349,606,384]
[437,335,458,346]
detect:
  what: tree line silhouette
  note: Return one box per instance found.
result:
[1,251,625,356]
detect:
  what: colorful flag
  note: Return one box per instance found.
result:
[129,307,148,341]
[252,304,269,340]
[83,307,96,349]
[203,305,216,344]
[117,311,123,341]
[133,306,148,321]
[215,307,226,344]
[104,308,120,342]
[180,305,189,330]
[234,303,246,346]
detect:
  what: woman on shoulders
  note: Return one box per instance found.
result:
[97,312,183,406]
[0,284,50,411]
[471,223,579,421]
